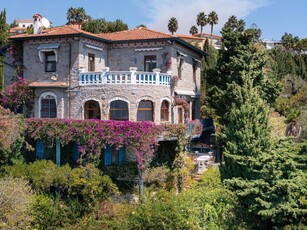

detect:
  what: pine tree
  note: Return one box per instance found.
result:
[206,15,280,121]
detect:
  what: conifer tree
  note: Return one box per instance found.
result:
[206,16,279,121]
[0,8,8,47]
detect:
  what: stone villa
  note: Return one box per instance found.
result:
[7,16,205,124]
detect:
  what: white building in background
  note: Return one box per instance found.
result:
[15,19,33,28]
[261,39,282,49]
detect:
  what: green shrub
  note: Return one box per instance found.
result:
[31,193,81,229]
[0,176,34,229]
[142,165,170,187]
[5,160,118,203]
[68,164,118,203]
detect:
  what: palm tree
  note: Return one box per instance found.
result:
[66,7,89,22]
[196,12,207,38]
[168,17,178,35]
[189,25,198,35]
[208,11,218,45]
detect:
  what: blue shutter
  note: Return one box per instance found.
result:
[104,145,112,166]
[36,140,44,160]
[73,143,80,163]
[118,146,126,165]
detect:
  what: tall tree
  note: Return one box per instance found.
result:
[196,12,207,38]
[0,8,8,47]
[190,25,198,35]
[281,32,299,50]
[208,11,218,45]
[168,17,178,35]
[189,25,198,35]
[205,15,280,120]
[66,7,89,23]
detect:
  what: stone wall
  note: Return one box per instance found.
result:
[70,84,173,124]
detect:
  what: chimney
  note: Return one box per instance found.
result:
[66,20,82,30]
[33,13,43,34]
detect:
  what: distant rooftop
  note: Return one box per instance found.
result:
[15,19,33,23]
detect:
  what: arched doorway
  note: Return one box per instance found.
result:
[84,100,101,119]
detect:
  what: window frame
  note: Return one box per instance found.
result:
[45,51,56,72]
[160,100,169,122]
[84,100,101,120]
[109,100,129,121]
[144,55,157,72]
[137,100,154,122]
[39,92,57,118]
[88,53,95,72]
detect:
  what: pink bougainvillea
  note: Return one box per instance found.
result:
[25,119,188,169]
[172,96,190,122]
[0,76,33,112]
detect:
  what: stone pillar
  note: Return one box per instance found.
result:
[130,67,137,84]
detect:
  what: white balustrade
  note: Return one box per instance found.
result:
[78,67,171,86]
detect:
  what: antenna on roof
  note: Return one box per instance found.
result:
[41,17,50,28]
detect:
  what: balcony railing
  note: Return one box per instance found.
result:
[79,67,172,86]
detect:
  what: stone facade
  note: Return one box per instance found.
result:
[7,27,203,124]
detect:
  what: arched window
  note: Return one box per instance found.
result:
[40,93,57,118]
[160,100,169,122]
[137,100,153,121]
[109,100,129,121]
[84,100,101,119]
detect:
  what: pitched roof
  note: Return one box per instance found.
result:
[176,34,204,41]
[10,25,109,42]
[15,19,33,23]
[98,27,174,41]
[10,26,205,56]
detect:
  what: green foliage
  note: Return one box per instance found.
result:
[267,46,307,79]
[0,176,34,229]
[31,193,82,229]
[82,18,128,33]
[220,73,271,179]
[206,16,280,122]
[225,139,307,228]
[281,32,299,50]
[0,9,8,47]
[189,25,198,35]
[71,168,242,230]
[142,165,170,188]
[66,7,89,22]
[196,12,207,37]
[0,106,25,171]
[68,164,118,203]
[5,160,118,203]
[167,17,178,35]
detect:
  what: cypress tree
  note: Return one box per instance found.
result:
[206,16,280,121]
[0,9,8,47]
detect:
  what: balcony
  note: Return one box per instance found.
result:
[78,67,172,86]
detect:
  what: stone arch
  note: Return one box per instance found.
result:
[83,99,101,120]
[38,91,57,118]
[108,97,130,121]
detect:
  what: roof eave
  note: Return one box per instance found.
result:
[111,37,206,57]
[10,33,112,44]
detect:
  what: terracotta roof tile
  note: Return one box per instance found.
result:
[176,34,204,40]
[10,25,104,40]
[98,27,174,41]
[29,81,68,87]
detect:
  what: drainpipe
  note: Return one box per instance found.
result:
[66,37,72,118]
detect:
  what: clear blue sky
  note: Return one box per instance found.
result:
[1,0,306,41]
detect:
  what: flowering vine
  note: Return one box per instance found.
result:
[25,119,188,168]
[0,76,33,113]
[172,96,190,122]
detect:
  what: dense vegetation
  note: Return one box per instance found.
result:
[0,8,307,229]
